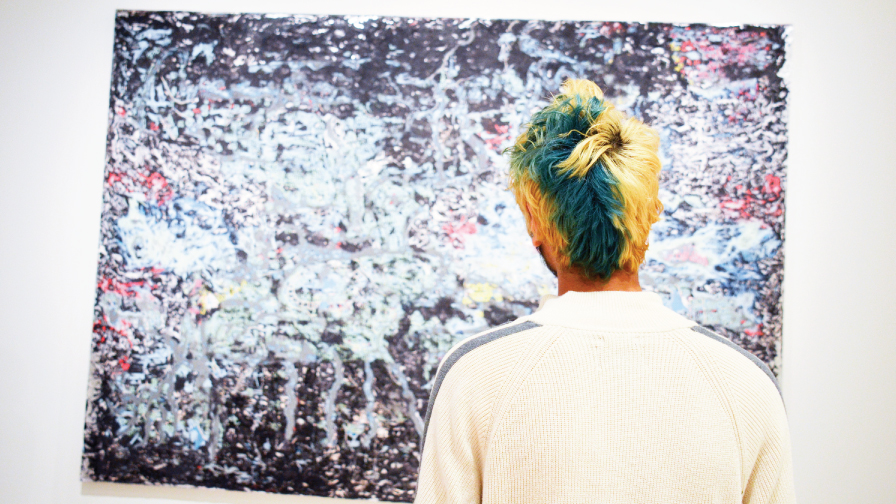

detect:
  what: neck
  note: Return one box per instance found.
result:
[557,268,642,296]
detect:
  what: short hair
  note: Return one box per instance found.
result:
[507,79,663,280]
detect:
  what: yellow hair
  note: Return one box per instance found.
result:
[509,79,664,275]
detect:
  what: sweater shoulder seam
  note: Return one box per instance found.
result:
[672,331,746,487]
[420,320,542,453]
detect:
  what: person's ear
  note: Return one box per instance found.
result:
[525,202,544,248]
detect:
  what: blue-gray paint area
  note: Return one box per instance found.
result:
[421,320,542,452]
[691,325,781,396]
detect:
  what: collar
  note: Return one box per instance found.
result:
[528,290,695,333]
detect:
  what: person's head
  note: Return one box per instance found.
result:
[507,79,663,281]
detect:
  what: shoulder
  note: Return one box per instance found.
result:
[680,325,792,489]
[678,324,787,446]
[683,325,781,398]
[437,320,544,377]
[421,319,546,446]
[428,319,545,405]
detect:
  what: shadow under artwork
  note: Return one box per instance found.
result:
[83,11,789,501]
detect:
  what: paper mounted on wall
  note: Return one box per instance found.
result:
[82,11,789,501]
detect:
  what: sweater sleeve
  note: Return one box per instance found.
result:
[731,365,797,503]
[740,385,796,504]
[414,364,484,504]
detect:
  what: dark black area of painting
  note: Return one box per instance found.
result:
[84,358,419,499]
[86,11,788,501]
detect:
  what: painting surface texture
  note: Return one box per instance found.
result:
[84,11,789,500]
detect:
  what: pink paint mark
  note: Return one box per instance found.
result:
[664,243,709,266]
[193,108,202,114]
[188,279,203,297]
[442,219,477,248]
[149,122,159,131]
[481,124,512,151]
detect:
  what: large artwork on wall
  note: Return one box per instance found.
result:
[83,11,789,501]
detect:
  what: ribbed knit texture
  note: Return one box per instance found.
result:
[415,291,795,503]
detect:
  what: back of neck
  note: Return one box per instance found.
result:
[557,268,641,296]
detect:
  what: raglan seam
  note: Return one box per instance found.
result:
[483,326,566,479]
[672,330,746,489]
[690,325,781,397]
[420,320,542,454]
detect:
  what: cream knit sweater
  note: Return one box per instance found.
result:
[414,291,795,503]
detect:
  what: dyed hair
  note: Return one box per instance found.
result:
[507,79,663,280]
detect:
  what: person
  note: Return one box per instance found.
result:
[413,79,795,503]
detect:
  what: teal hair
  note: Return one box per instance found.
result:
[508,94,626,280]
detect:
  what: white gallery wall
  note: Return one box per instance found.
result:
[1,0,894,502]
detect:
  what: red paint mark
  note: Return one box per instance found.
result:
[721,174,784,219]
[135,171,173,205]
[149,122,159,131]
[117,107,126,116]
[107,169,173,205]
[93,322,133,348]
[672,27,772,83]
[744,324,764,337]
[119,356,131,371]
[97,277,145,297]
[276,247,283,254]
[763,174,782,197]
[193,108,202,114]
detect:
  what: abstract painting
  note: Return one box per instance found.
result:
[83,11,789,501]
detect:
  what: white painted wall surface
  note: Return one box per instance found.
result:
[1,0,894,502]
